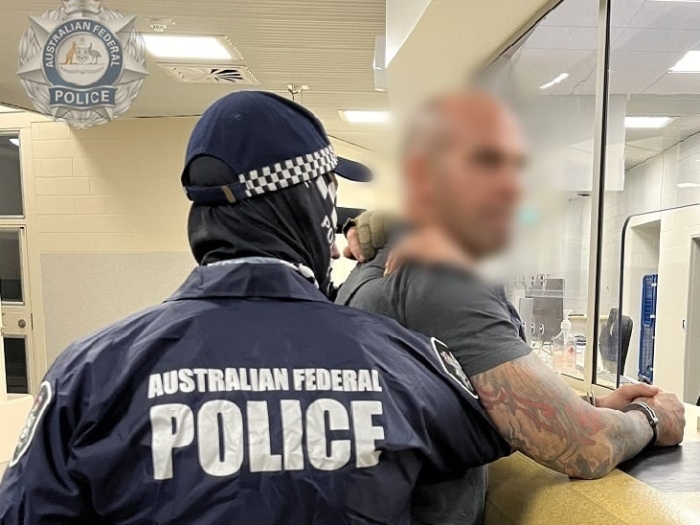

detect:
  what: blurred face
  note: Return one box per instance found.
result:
[407,99,526,258]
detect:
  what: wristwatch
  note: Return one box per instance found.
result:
[621,401,659,447]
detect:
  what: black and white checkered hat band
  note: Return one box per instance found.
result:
[183,145,339,205]
[240,145,337,199]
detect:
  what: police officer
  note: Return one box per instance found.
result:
[0,92,510,525]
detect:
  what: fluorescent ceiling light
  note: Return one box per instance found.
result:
[8,138,19,146]
[678,182,700,188]
[652,0,700,3]
[539,73,569,90]
[670,50,700,72]
[624,116,673,129]
[339,110,392,124]
[143,35,233,60]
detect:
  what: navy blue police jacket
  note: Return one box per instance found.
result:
[0,260,510,525]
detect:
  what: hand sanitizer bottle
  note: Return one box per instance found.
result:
[552,310,576,375]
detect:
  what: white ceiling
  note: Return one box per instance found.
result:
[0,0,388,151]
[504,0,700,168]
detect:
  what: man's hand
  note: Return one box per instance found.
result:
[384,227,472,276]
[343,211,395,263]
[634,393,686,447]
[596,383,660,411]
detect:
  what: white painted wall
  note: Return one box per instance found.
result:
[385,0,432,66]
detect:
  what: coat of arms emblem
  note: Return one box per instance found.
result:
[17,0,148,129]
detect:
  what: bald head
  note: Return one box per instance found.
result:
[403,90,526,258]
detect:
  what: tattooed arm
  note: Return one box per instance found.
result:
[472,353,653,480]
[395,266,685,480]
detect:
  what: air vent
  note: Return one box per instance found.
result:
[159,64,259,85]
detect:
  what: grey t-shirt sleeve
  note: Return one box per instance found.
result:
[401,267,531,377]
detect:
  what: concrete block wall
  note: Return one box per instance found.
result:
[29,118,194,253]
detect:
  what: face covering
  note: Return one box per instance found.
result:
[187,156,338,296]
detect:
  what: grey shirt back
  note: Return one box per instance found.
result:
[336,246,531,525]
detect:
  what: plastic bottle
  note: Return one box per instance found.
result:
[552,310,577,375]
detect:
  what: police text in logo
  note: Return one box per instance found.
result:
[17,0,148,128]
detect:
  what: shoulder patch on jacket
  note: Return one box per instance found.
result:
[9,381,53,467]
[431,338,478,399]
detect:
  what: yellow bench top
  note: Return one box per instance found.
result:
[486,404,700,525]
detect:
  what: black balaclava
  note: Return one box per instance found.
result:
[187,155,338,296]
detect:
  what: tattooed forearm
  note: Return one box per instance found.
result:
[472,353,652,479]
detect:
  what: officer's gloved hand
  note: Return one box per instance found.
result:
[342,210,396,262]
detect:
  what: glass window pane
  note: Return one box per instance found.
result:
[4,337,28,394]
[597,0,700,395]
[0,134,23,216]
[0,230,23,303]
[478,0,600,381]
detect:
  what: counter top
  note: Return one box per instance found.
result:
[486,404,700,525]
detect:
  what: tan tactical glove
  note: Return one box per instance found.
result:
[342,210,396,262]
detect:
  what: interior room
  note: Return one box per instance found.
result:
[0,0,699,524]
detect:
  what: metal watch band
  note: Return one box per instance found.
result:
[622,401,659,447]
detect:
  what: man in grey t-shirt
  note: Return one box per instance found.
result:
[336,90,685,525]
[337,246,529,525]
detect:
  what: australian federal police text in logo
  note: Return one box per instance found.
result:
[43,20,123,108]
[17,0,148,129]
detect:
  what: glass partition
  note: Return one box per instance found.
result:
[479,0,601,384]
[596,0,700,388]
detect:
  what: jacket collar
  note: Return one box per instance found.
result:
[166,258,330,303]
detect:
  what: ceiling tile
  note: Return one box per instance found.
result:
[614,27,700,53]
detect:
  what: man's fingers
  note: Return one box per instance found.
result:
[384,252,394,276]
[384,250,398,276]
[385,247,407,276]
[623,383,661,399]
[345,228,366,263]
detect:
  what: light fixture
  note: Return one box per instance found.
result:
[539,73,569,90]
[652,0,700,3]
[678,182,700,188]
[339,110,392,124]
[9,138,19,147]
[143,35,235,60]
[670,50,700,72]
[624,116,674,129]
